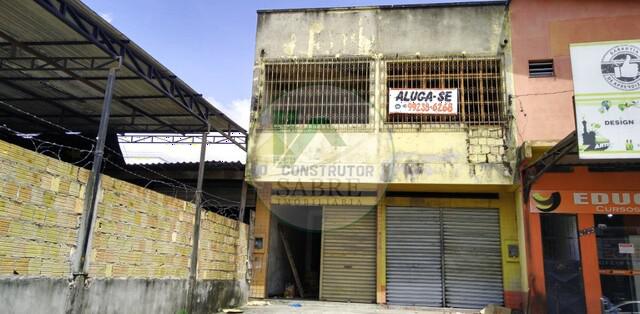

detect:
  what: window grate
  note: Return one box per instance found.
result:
[385,57,506,127]
[257,59,371,129]
[528,59,554,77]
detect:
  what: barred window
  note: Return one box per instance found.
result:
[386,57,506,127]
[258,59,370,128]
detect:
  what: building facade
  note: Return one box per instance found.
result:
[510,0,640,313]
[246,2,525,310]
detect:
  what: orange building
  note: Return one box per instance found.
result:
[510,0,640,313]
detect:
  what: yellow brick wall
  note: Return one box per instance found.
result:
[0,139,248,281]
[197,211,242,280]
[0,140,83,276]
[88,175,196,279]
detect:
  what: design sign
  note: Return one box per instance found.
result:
[388,89,458,114]
[570,40,640,159]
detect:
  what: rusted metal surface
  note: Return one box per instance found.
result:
[385,56,506,128]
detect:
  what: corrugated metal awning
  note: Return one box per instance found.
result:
[0,0,246,149]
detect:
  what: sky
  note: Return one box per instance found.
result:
[82,0,487,163]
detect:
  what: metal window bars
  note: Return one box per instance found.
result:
[384,56,506,129]
[257,58,371,130]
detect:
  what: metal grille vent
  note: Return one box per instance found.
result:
[528,59,554,77]
[259,59,371,128]
[386,57,506,127]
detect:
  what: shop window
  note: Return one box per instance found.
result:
[386,57,506,127]
[257,59,371,128]
[528,59,554,77]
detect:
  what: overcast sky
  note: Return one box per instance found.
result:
[83,0,489,163]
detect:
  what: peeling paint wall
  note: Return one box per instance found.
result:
[256,5,507,58]
[249,126,512,185]
[248,5,515,186]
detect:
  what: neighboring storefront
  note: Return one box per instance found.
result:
[523,137,640,314]
[520,37,640,314]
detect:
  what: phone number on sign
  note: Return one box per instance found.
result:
[406,102,455,113]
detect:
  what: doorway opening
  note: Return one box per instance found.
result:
[266,205,322,300]
[540,214,586,314]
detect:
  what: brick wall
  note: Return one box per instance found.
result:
[0,139,247,281]
[467,126,507,164]
[0,140,82,276]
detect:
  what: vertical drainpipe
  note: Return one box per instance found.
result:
[187,127,209,313]
[67,58,121,314]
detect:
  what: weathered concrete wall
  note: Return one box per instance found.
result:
[0,139,249,312]
[0,277,68,314]
[248,125,513,185]
[0,277,247,314]
[256,5,507,58]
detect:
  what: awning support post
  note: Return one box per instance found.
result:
[67,58,121,314]
[186,128,209,313]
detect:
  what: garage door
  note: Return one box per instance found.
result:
[386,207,503,309]
[443,208,504,308]
[386,207,443,306]
[320,206,377,303]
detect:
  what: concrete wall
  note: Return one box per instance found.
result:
[249,126,513,185]
[255,5,507,58]
[510,0,640,143]
[0,277,247,314]
[0,139,249,312]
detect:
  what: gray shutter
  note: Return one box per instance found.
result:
[443,208,504,309]
[320,206,377,303]
[386,207,443,306]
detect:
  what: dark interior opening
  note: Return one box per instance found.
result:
[267,205,322,299]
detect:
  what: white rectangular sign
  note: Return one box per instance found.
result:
[570,40,640,159]
[388,89,458,115]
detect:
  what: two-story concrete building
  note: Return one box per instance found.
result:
[245,2,524,310]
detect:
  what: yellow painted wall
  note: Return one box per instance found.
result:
[248,127,512,185]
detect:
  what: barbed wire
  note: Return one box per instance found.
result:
[0,100,240,203]
[0,101,242,218]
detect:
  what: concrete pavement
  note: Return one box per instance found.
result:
[236,299,480,314]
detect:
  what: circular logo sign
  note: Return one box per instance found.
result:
[601,44,640,91]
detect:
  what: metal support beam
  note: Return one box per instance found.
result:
[67,60,120,314]
[0,79,99,126]
[0,56,120,71]
[522,131,577,200]
[0,95,171,101]
[0,30,185,134]
[0,40,97,46]
[118,133,246,145]
[0,76,141,81]
[34,0,248,147]
[34,0,212,123]
[72,64,119,274]
[238,181,248,223]
[186,130,209,313]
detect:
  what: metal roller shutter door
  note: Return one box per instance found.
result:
[443,208,504,309]
[386,207,443,306]
[320,206,377,303]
